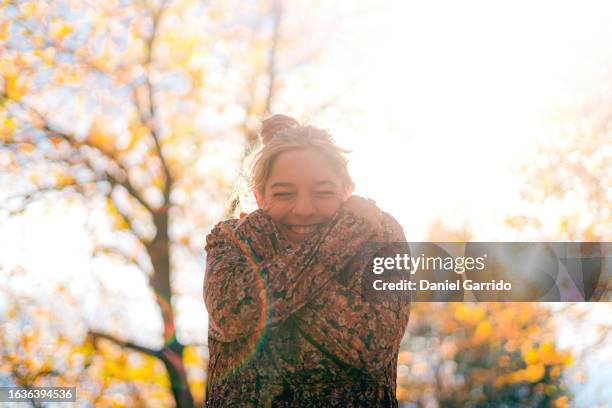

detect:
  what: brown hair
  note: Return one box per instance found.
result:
[249,114,353,195]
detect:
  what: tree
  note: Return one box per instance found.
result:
[397,303,572,407]
[507,78,611,242]
[506,77,612,406]
[0,0,336,406]
[392,222,573,407]
[0,267,178,406]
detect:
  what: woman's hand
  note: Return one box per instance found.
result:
[341,195,383,233]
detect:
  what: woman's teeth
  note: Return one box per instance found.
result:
[288,224,320,234]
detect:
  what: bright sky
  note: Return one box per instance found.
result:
[303,0,612,240]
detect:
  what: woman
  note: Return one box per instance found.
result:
[204,115,410,407]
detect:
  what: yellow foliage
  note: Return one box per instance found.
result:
[538,341,560,365]
[524,364,545,382]
[153,371,171,387]
[54,170,75,188]
[50,19,73,42]
[88,127,111,150]
[550,366,561,378]
[522,341,571,367]
[6,306,17,319]
[4,71,26,100]
[473,320,492,343]
[396,386,409,401]
[126,123,149,149]
[557,216,570,234]
[19,1,37,17]
[48,136,64,146]
[19,142,35,154]
[523,348,538,365]
[27,172,40,185]
[398,351,411,364]
[72,341,95,359]
[103,359,122,378]
[33,47,56,66]
[105,198,129,230]
[1,116,16,140]
[126,365,152,382]
[183,346,200,366]
[453,304,486,325]
[562,353,573,367]
[553,396,569,408]
[111,400,127,408]
[0,20,10,42]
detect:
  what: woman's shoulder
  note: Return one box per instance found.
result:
[380,211,407,242]
[205,218,241,250]
[210,218,241,233]
[205,209,274,250]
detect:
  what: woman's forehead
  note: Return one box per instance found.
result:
[266,149,342,187]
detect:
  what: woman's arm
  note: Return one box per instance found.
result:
[294,213,411,373]
[204,208,376,343]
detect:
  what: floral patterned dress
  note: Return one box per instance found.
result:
[203,208,410,407]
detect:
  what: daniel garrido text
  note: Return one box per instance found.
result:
[372,278,512,292]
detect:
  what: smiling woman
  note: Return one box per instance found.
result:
[251,116,355,246]
[203,114,410,407]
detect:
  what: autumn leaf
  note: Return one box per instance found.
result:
[50,19,73,42]
[524,364,545,383]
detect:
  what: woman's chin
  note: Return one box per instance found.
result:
[284,231,313,244]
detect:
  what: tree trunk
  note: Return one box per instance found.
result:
[160,342,194,408]
[148,209,195,408]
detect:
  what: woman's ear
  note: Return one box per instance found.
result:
[254,191,264,209]
[343,182,355,201]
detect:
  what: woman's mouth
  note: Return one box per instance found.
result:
[285,224,322,234]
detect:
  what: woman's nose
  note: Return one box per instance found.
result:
[292,195,315,217]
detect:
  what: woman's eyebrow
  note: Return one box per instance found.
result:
[270,182,295,189]
[314,181,338,188]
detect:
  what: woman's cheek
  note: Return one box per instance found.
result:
[329,196,345,212]
[263,199,289,219]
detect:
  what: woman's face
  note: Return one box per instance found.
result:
[255,148,352,244]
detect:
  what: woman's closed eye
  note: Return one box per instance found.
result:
[273,192,295,199]
[315,191,336,198]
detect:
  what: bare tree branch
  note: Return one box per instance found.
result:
[6,102,153,213]
[88,331,161,358]
[141,0,173,201]
[264,0,282,114]
[0,181,88,222]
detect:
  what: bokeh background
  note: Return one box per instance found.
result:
[1,0,611,406]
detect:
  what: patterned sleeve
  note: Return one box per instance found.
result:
[203,208,377,343]
[295,213,411,373]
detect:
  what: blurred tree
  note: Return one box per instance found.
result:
[398,303,572,408]
[392,221,573,407]
[505,83,612,405]
[0,0,347,406]
[0,273,175,406]
[507,88,611,242]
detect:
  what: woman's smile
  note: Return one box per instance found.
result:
[283,223,323,235]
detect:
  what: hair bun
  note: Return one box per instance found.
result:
[261,114,299,144]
